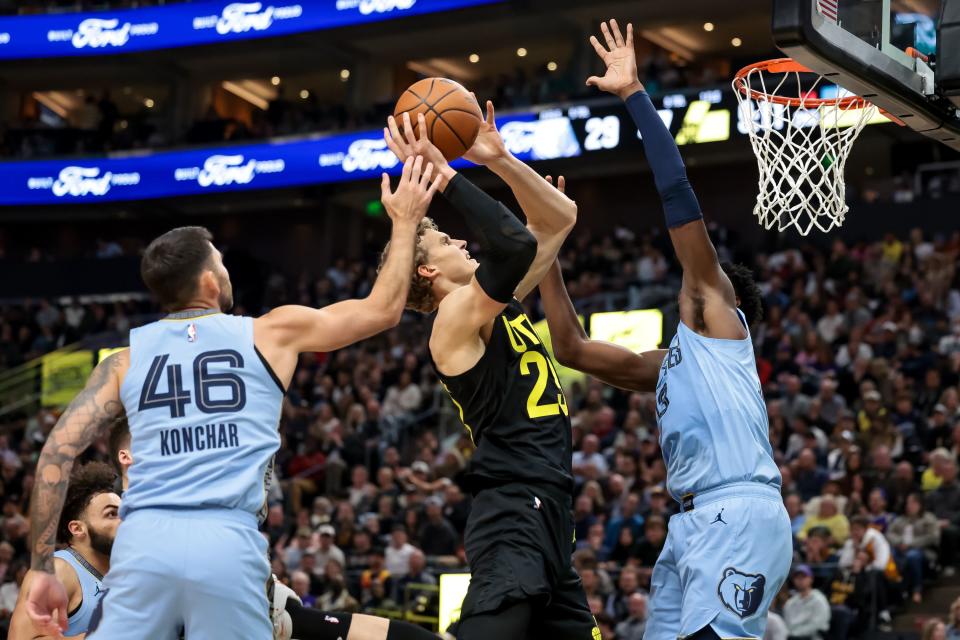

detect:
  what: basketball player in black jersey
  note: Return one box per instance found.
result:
[108,420,435,640]
[381,109,597,639]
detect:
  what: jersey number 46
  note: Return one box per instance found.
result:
[139,350,247,418]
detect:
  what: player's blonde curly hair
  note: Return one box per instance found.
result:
[378,217,439,314]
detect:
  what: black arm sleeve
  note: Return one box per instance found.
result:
[442,172,537,303]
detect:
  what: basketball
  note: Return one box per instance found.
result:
[394,78,483,161]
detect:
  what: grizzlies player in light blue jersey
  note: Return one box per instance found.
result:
[538,19,792,640]
[10,463,120,639]
[23,156,443,640]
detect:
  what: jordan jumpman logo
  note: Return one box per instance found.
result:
[711,508,727,525]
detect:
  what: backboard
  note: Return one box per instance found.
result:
[773,0,960,150]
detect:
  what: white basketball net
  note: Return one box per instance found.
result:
[733,63,879,235]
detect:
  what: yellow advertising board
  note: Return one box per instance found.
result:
[531,316,586,392]
[589,309,664,352]
[97,347,128,363]
[438,573,471,634]
[41,350,94,407]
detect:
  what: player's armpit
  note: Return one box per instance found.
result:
[672,221,746,340]
[429,277,507,376]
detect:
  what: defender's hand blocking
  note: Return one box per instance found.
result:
[380,155,442,225]
[385,112,450,174]
[25,572,69,638]
[587,20,645,100]
[463,100,510,167]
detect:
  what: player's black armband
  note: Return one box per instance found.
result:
[443,172,537,303]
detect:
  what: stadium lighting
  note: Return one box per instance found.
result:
[469,53,480,63]
[516,47,527,58]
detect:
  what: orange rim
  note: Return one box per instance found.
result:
[734,58,872,109]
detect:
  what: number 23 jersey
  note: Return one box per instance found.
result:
[119,312,282,518]
[433,300,574,494]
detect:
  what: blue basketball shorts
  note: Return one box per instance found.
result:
[644,482,792,640]
[87,507,272,640]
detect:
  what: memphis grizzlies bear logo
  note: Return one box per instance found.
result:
[717,567,765,618]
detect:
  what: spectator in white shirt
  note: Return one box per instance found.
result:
[835,328,873,369]
[839,516,891,572]
[816,299,845,345]
[314,524,346,578]
[0,562,26,629]
[382,371,423,419]
[783,564,831,640]
[385,524,416,577]
[573,434,608,479]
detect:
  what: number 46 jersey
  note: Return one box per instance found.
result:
[433,300,574,495]
[119,312,282,518]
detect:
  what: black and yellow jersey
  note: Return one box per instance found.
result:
[432,299,574,494]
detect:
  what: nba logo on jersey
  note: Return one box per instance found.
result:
[186,323,198,343]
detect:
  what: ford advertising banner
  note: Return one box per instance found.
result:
[0,0,501,60]
[4,110,552,205]
[0,90,763,206]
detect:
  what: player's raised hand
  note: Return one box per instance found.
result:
[586,20,645,100]
[384,112,449,172]
[545,175,567,194]
[25,572,68,638]
[464,99,510,166]
[380,155,442,225]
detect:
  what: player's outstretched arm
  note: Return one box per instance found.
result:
[255,156,441,380]
[540,260,664,392]
[24,352,127,638]
[463,101,577,301]
[588,19,744,339]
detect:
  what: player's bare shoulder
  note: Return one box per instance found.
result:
[430,287,492,377]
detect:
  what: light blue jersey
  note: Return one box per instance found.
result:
[655,312,780,499]
[54,548,104,637]
[118,311,282,517]
[93,311,279,639]
[646,311,790,640]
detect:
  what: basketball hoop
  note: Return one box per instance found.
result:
[733,58,880,235]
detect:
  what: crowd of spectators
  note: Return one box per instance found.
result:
[0,0,178,14]
[0,49,700,158]
[0,222,959,637]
